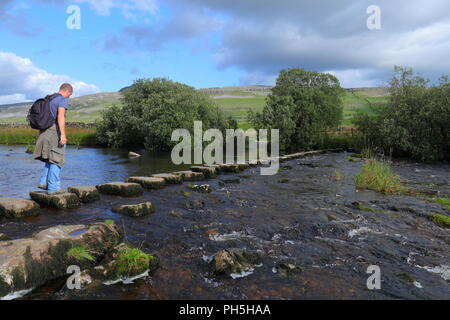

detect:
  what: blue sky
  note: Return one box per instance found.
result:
[0,0,449,103]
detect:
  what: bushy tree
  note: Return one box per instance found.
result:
[250,68,344,151]
[354,66,450,161]
[96,78,229,151]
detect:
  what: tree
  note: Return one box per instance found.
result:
[354,66,450,161]
[250,68,344,151]
[96,78,229,151]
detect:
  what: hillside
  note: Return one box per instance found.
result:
[0,86,389,127]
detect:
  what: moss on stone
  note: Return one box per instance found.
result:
[430,214,450,228]
[113,246,156,278]
[67,246,96,262]
[278,178,289,183]
[398,273,415,284]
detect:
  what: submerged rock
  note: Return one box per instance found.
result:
[191,166,217,179]
[96,182,143,197]
[0,222,122,298]
[274,263,303,277]
[172,170,205,181]
[210,249,262,277]
[67,186,100,203]
[188,184,212,193]
[128,152,141,158]
[0,198,40,218]
[152,173,182,184]
[0,233,10,241]
[127,176,165,190]
[29,192,80,209]
[112,202,154,217]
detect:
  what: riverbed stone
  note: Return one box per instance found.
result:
[0,222,122,299]
[96,182,143,197]
[128,152,141,158]
[29,192,80,209]
[127,177,165,190]
[237,163,250,171]
[172,171,205,181]
[67,186,100,203]
[112,202,154,217]
[0,198,40,218]
[187,184,212,193]
[191,166,217,179]
[0,233,10,241]
[152,173,182,184]
[210,248,262,276]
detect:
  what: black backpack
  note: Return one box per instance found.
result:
[27,93,61,130]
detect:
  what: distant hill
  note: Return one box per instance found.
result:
[0,86,389,126]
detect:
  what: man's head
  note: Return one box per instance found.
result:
[58,83,73,98]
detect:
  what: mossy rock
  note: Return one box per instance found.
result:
[68,186,100,203]
[112,202,155,217]
[127,177,165,190]
[210,249,262,276]
[191,166,217,179]
[96,182,143,197]
[0,197,40,218]
[278,178,289,183]
[187,184,212,193]
[29,192,80,209]
[430,214,450,228]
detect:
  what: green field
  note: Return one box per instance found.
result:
[0,86,389,128]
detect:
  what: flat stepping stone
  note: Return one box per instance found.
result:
[172,171,205,181]
[237,163,250,170]
[127,176,165,189]
[152,173,182,184]
[217,164,240,173]
[191,166,217,179]
[29,192,80,209]
[68,186,100,203]
[0,197,40,218]
[96,182,143,197]
[112,202,154,217]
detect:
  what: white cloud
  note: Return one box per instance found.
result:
[0,51,99,104]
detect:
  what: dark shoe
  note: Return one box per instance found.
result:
[38,184,48,190]
[47,189,66,195]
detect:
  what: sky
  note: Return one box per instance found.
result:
[0,0,449,103]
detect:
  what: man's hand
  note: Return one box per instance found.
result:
[60,134,67,146]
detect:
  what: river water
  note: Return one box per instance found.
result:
[0,145,449,299]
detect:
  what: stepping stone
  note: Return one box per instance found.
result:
[112,202,154,217]
[68,186,100,203]
[29,192,80,209]
[0,197,40,218]
[217,164,240,173]
[96,182,143,197]
[237,163,250,170]
[0,233,9,241]
[191,166,217,179]
[152,173,182,184]
[127,177,165,189]
[172,171,205,181]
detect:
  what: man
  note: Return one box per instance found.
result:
[33,83,73,195]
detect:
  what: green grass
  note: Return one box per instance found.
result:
[114,246,154,278]
[355,158,403,194]
[353,201,385,213]
[67,246,96,262]
[334,169,343,181]
[430,198,450,209]
[0,127,99,146]
[429,214,450,228]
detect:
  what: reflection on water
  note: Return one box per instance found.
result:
[0,145,190,198]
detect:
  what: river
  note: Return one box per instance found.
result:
[0,146,449,299]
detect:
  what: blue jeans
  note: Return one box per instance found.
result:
[39,162,62,193]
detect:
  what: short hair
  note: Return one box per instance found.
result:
[59,83,73,92]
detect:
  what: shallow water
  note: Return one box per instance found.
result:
[1,148,449,300]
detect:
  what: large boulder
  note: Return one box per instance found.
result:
[191,166,217,179]
[112,202,154,217]
[151,173,182,184]
[171,171,205,181]
[29,192,80,210]
[0,198,40,218]
[96,182,143,197]
[67,186,100,203]
[127,177,165,190]
[210,249,262,277]
[0,222,122,298]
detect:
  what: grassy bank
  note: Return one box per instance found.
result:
[0,127,99,147]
